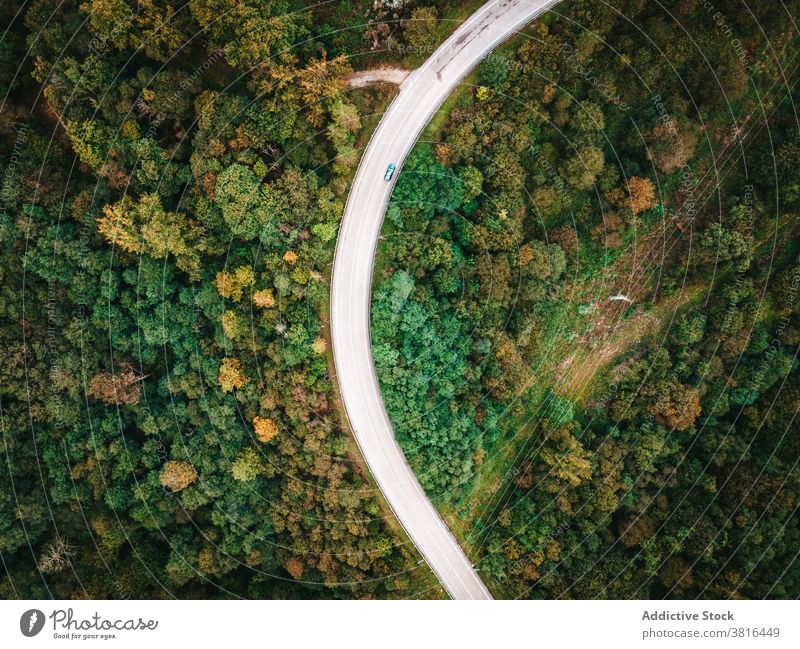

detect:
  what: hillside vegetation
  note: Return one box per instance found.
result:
[373,0,800,598]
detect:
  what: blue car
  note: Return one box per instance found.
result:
[384,163,396,181]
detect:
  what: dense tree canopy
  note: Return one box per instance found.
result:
[0,0,457,599]
[373,0,800,599]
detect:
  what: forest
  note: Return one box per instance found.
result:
[1,0,799,601]
[373,0,800,597]
[0,0,464,599]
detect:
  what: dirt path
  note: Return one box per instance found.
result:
[346,67,411,88]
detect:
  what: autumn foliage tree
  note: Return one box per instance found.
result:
[626,176,657,215]
[253,416,279,442]
[97,194,206,278]
[646,380,702,431]
[88,366,143,405]
[215,266,256,302]
[159,461,197,492]
[218,357,247,392]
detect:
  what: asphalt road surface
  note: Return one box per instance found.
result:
[330,0,560,600]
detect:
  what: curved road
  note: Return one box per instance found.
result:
[330,0,560,599]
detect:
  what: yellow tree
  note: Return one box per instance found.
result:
[627,176,657,215]
[221,310,247,340]
[215,266,255,302]
[295,54,351,127]
[253,288,276,308]
[97,196,142,254]
[159,460,197,492]
[218,357,247,392]
[231,447,263,481]
[253,416,279,442]
[97,194,206,278]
